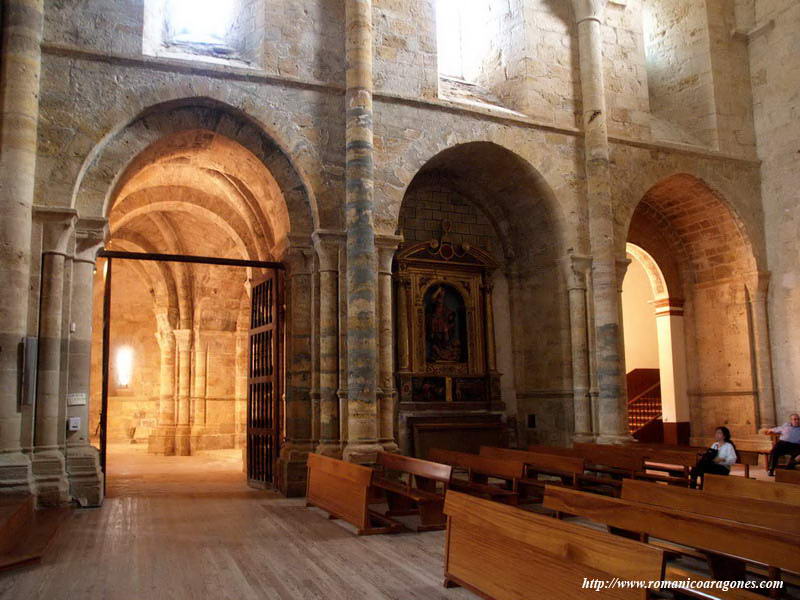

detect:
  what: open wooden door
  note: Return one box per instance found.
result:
[247,269,283,488]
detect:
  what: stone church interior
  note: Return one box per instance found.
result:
[0,0,798,598]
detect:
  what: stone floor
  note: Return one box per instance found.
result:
[0,445,474,600]
[0,446,792,599]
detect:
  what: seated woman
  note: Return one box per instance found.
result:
[690,426,737,489]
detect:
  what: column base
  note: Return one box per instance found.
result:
[342,442,383,464]
[595,433,635,445]
[276,442,313,498]
[32,450,70,507]
[314,442,342,458]
[0,451,33,496]
[148,426,176,455]
[572,432,596,444]
[174,425,192,456]
[379,440,399,454]
[66,445,104,507]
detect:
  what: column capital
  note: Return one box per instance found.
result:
[571,0,608,24]
[376,234,402,274]
[312,229,345,272]
[563,254,593,290]
[172,329,193,352]
[744,270,771,299]
[34,206,78,255]
[283,243,314,275]
[615,256,632,292]
[75,216,108,263]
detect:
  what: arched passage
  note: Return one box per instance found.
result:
[394,142,571,448]
[81,100,315,495]
[624,173,770,444]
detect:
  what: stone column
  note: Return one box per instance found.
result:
[278,245,314,496]
[0,0,44,496]
[32,207,77,506]
[313,232,343,458]
[654,298,690,444]
[572,0,627,444]
[565,255,594,442]
[149,328,176,455]
[343,0,381,463]
[234,328,247,449]
[65,218,106,507]
[191,337,207,447]
[616,257,631,408]
[376,236,401,453]
[173,329,192,456]
[746,272,776,429]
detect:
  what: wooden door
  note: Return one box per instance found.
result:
[247,269,283,488]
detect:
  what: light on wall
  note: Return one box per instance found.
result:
[169,0,235,45]
[115,346,135,388]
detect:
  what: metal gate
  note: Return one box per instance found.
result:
[247,269,283,488]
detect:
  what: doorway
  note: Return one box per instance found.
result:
[93,250,284,495]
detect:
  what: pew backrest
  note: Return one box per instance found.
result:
[428,448,525,481]
[704,473,800,506]
[306,453,374,532]
[775,469,800,485]
[543,485,800,574]
[376,451,452,485]
[572,443,645,473]
[444,490,664,600]
[620,478,800,535]
[480,447,585,476]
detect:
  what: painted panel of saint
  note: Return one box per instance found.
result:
[424,284,467,363]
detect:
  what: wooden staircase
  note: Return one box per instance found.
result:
[0,495,69,570]
[627,369,663,442]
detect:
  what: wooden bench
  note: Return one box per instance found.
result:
[620,478,800,535]
[543,485,800,582]
[443,489,665,600]
[665,565,774,600]
[480,446,584,497]
[372,451,452,532]
[428,448,523,505]
[775,469,800,485]
[305,453,402,535]
[736,450,761,478]
[573,442,689,486]
[704,473,800,505]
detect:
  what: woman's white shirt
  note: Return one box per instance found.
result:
[711,441,737,468]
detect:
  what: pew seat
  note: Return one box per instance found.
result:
[429,448,524,505]
[774,468,800,485]
[372,451,452,532]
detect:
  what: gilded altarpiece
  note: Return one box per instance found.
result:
[394,238,505,456]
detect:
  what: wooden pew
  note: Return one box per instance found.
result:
[428,448,523,505]
[543,485,800,582]
[665,566,775,600]
[620,478,800,535]
[573,442,689,486]
[479,446,584,496]
[372,451,452,532]
[305,453,402,535]
[775,469,800,485]
[704,473,800,505]
[736,450,761,478]
[443,490,665,600]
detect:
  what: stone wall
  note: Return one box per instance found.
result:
[748,0,800,422]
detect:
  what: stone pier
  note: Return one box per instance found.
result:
[343,0,382,463]
[0,0,44,495]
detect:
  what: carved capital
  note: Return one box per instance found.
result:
[615,256,632,293]
[571,0,608,24]
[75,217,108,264]
[744,270,771,301]
[312,229,345,272]
[34,206,78,256]
[283,244,313,276]
[564,254,593,290]
[375,234,402,274]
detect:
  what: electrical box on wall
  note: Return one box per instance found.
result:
[527,414,536,429]
[67,417,81,432]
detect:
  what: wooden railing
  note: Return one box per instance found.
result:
[626,369,662,440]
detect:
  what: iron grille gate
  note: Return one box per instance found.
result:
[247,269,283,488]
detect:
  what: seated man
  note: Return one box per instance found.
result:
[760,413,800,476]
